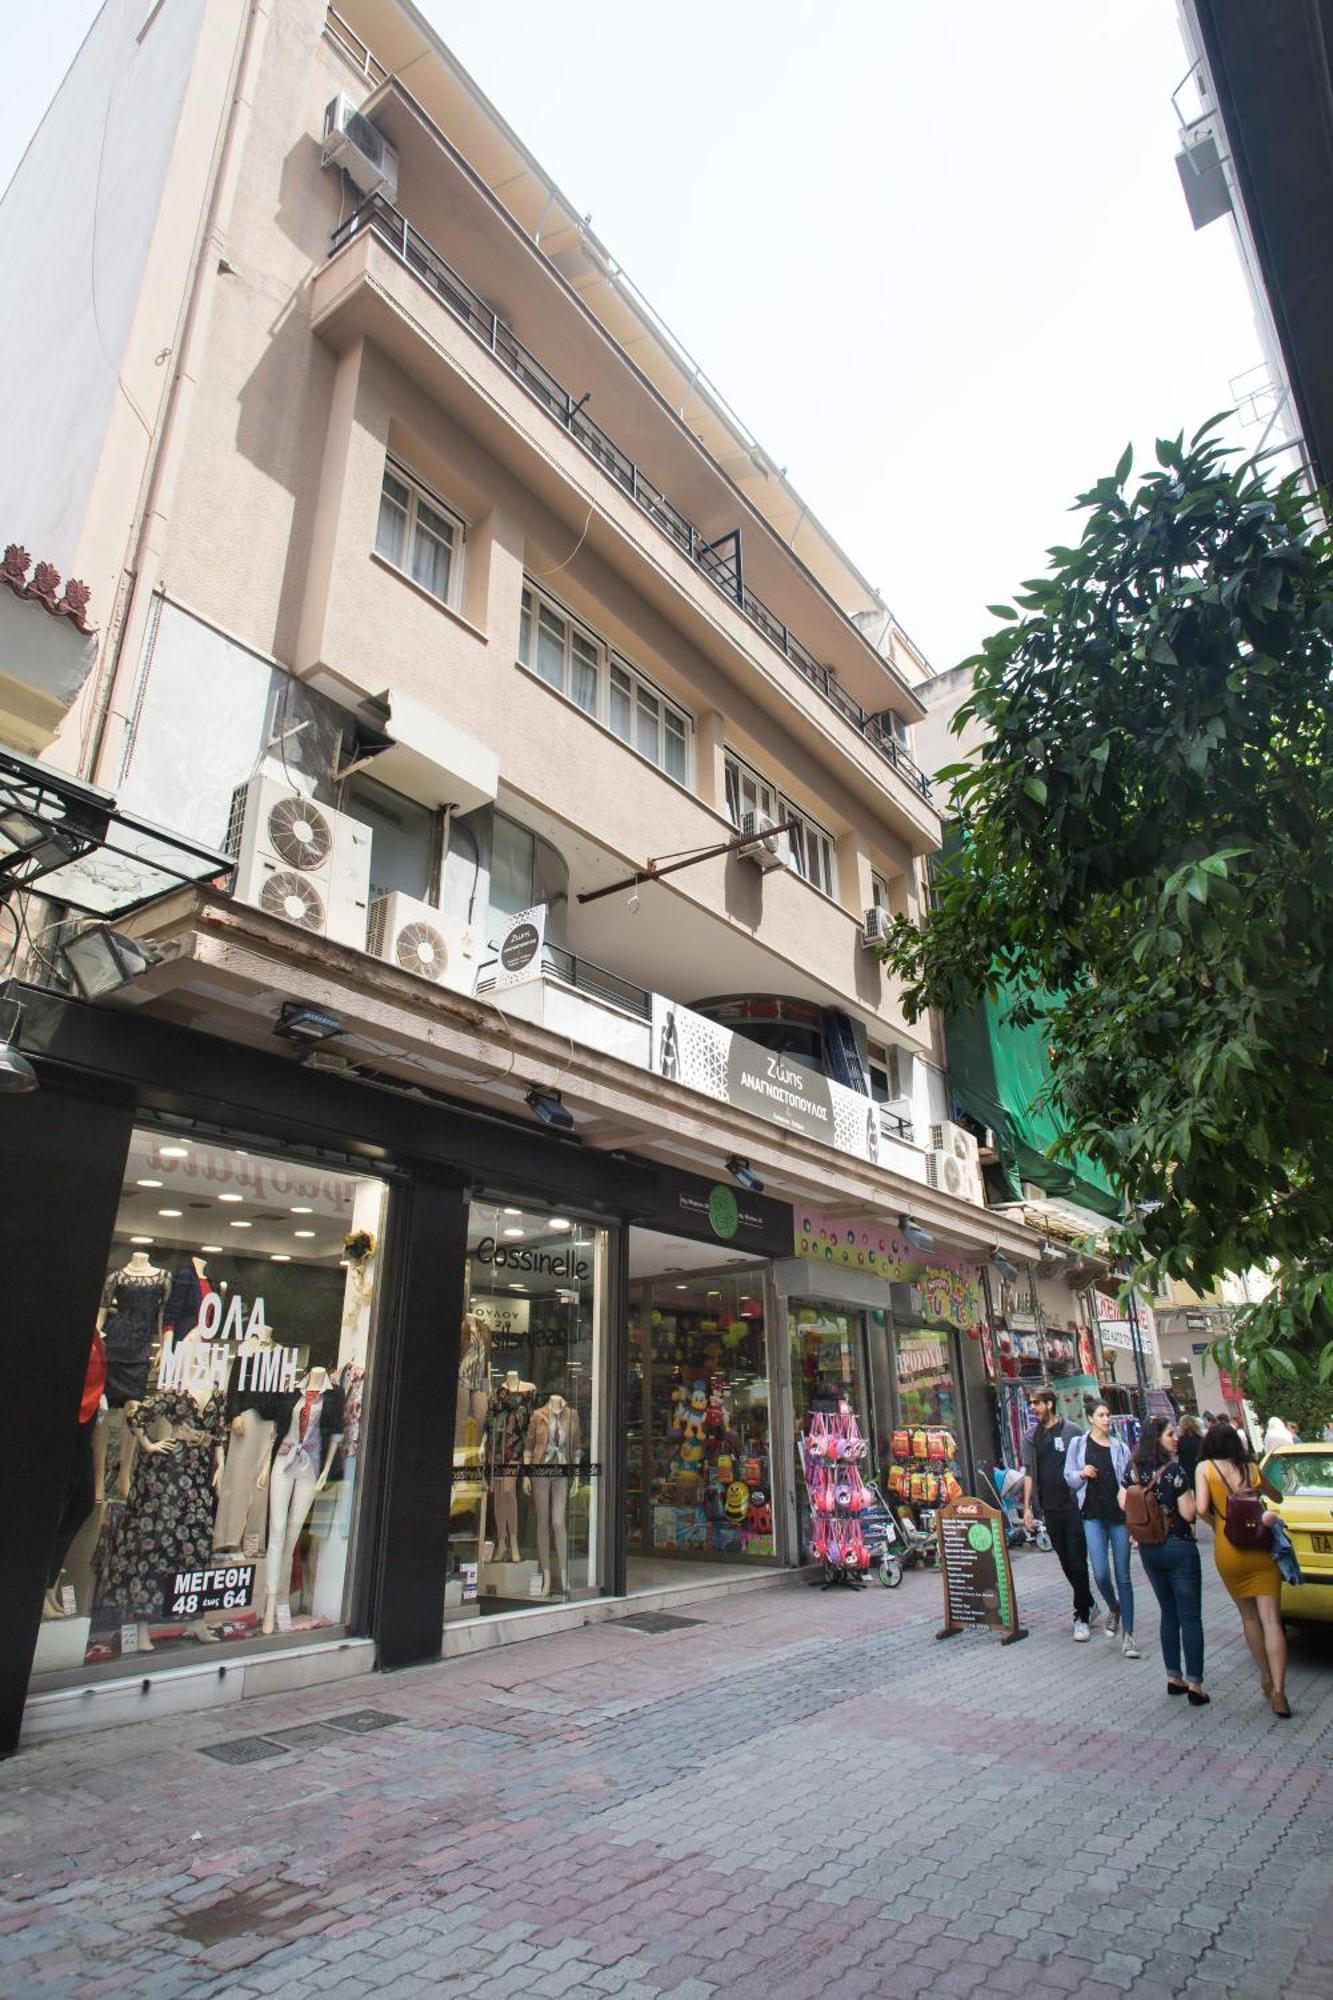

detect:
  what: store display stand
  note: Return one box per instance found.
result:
[800,1404,872,1590]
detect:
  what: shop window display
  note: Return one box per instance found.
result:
[35,1129,386,1682]
[886,1327,963,1532]
[628,1270,773,1562]
[449,1200,604,1613]
[789,1302,871,1561]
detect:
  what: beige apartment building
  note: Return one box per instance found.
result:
[0,0,1050,1752]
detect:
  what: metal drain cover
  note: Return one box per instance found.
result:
[612,1612,704,1635]
[326,1708,405,1732]
[197,1735,290,1765]
[268,1722,346,1751]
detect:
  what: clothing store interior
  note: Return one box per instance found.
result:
[36,1126,385,1687]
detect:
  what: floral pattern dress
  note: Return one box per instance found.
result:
[96,1389,225,1617]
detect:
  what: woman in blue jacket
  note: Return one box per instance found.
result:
[1065,1402,1140,1658]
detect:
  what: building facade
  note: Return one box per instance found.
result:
[0,0,1050,1752]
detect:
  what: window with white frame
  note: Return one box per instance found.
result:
[870,870,891,911]
[724,751,837,898]
[375,458,465,607]
[518,583,691,784]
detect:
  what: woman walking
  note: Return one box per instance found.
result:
[1175,1414,1203,1483]
[1195,1422,1290,1717]
[1132,1417,1207,1704]
[1064,1401,1139,1658]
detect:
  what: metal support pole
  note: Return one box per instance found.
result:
[1124,1276,1151,1415]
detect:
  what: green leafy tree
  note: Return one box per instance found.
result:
[882,423,1333,1423]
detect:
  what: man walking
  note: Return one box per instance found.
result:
[1022,1386,1096,1640]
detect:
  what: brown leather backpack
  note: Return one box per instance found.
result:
[1123,1472,1168,1546]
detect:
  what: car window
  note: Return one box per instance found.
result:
[1268,1453,1333,1497]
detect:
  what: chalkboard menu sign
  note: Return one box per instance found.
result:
[936,1495,1027,1645]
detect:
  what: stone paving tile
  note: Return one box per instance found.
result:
[1,1559,1331,1996]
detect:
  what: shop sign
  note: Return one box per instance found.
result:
[651,997,881,1163]
[936,1495,1026,1645]
[794,1208,984,1329]
[156,1294,300,1396]
[493,905,545,990]
[1097,1320,1142,1354]
[637,1163,794,1259]
[474,1238,589,1279]
[135,1144,353,1214]
[160,1563,256,1619]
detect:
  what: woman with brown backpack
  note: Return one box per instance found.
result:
[1194,1421,1289,1717]
[1126,1417,1207,1705]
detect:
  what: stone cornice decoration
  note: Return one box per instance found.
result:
[1,544,94,632]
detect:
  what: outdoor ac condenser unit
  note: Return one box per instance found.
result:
[367,893,480,996]
[737,810,785,872]
[862,904,892,947]
[227,774,372,949]
[322,95,399,200]
[926,1120,984,1205]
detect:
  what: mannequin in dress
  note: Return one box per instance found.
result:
[486,1369,533,1563]
[455,1313,491,1446]
[214,1322,279,1555]
[258,1366,343,1633]
[95,1250,168,1502]
[525,1393,582,1598]
[163,1255,214,1340]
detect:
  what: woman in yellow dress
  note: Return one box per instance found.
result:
[1194,1422,1289,1716]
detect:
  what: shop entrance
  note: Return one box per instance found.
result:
[626,1228,777,1588]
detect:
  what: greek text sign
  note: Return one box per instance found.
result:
[936,1496,1026,1645]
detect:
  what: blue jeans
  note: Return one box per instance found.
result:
[1083,1517,1134,1634]
[1138,1536,1204,1682]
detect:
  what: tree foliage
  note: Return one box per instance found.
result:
[881,423,1333,1417]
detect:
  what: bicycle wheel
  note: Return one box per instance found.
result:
[877,1553,904,1588]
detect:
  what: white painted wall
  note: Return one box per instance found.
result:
[0,0,205,571]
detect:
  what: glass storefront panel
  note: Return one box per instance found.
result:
[449,1198,605,1614]
[627,1265,773,1563]
[886,1326,964,1526]
[34,1127,387,1684]
[789,1301,870,1560]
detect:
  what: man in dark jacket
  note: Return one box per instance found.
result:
[1022,1386,1095,1640]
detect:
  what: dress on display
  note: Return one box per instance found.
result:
[164,1266,213,1337]
[486,1384,532,1474]
[96,1388,225,1617]
[100,1269,168,1407]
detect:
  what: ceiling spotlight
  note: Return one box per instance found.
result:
[218,1193,244,1203]
[899,1214,934,1252]
[290,1205,313,1214]
[229,1220,252,1229]
[200,1244,223,1253]
[0,986,37,1094]
[158,1145,189,1158]
[270,1254,291,1263]
[503,1227,525,1238]
[158,1208,182,1218]
[274,1000,345,1045]
[137,1178,162,1188]
[991,1248,1019,1280]
[547,1218,572,1230]
[130,1235,154,1245]
[525,1086,574,1130]
[61,925,172,1000]
[725,1156,764,1194]
[293,1229,316,1238]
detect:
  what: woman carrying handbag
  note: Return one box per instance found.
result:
[1194,1421,1290,1717]
[1127,1417,1207,1704]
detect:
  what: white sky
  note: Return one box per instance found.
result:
[1,1,1266,671]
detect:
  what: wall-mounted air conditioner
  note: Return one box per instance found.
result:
[861,904,892,947]
[737,810,785,872]
[926,1120,984,1204]
[368,893,479,996]
[227,773,371,948]
[322,94,399,201]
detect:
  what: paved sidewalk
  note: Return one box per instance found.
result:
[1,1550,1331,1998]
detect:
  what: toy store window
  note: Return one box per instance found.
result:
[626,1259,776,1568]
[33,1125,387,1690]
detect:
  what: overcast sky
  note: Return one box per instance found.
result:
[2,2,1266,671]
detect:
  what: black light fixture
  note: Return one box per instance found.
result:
[0,806,79,875]
[274,1001,346,1045]
[725,1155,764,1195]
[61,924,171,1000]
[0,986,37,1094]
[525,1086,574,1131]
[991,1248,1019,1280]
[899,1213,934,1252]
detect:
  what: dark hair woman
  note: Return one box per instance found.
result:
[1131,1418,1206,1703]
[1175,1414,1203,1483]
[1195,1422,1289,1716]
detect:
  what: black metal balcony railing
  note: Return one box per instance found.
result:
[476,943,653,1022]
[329,193,933,804]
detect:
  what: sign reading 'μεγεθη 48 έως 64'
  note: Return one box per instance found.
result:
[160,1563,257,1619]
[936,1496,1026,1645]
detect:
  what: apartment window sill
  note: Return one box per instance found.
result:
[515,657,696,801]
[369,550,489,643]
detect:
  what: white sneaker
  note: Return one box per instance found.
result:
[1122,1632,1141,1659]
[1073,1619,1091,1642]
[1105,1610,1120,1637]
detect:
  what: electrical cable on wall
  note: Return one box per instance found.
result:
[528,501,595,582]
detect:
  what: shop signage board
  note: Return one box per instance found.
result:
[794,1208,984,1330]
[637,1163,794,1260]
[493,905,546,991]
[651,997,882,1163]
[936,1495,1026,1645]
[160,1563,256,1619]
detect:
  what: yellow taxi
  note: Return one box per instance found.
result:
[1260,1443,1333,1623]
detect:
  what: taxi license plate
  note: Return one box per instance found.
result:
[1311,1533,1333,1555]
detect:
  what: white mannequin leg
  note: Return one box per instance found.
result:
[493,1476,519,1561]
[263,1455,318,1632]
[214,1413,274,1551]
[533,1478,552,1596]
[550,1478,570,1592]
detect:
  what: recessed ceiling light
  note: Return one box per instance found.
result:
[229,1220,252,1229]
[158,1145,189,1158]
[130,1235,154,1245]
[158,1208,182,1217]
[136,1178,162,1188]
[270,1254,291,1262]
[548,1218,572,1230]
[675,1284,688,1290]
[508,1282,525,1291]
[200,1244,223,1253]
[502,1207,522,1216]
[290,1205,313,1214]
[503,1227,525,1238]
[218,1193,244,1204]
[293,1229,316,1238]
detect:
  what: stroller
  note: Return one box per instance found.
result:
[979,1462,1052,1553]
[861,1478,938,1588]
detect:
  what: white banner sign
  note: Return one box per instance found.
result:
[493,905,546,991]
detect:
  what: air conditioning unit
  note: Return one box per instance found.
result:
[926,1148,983,1206]
[737,810,785,872]
[227,774,371,948]
[322,94,399,200]
[368,893,479,996]
[927,1120,984,1203]
[862,904,892,947]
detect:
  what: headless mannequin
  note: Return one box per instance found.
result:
[129,1329,224,1649]
[488,1369,533,1564]
[525,1394,580,1598]
[259,1367,341,1633]
[214,1323,277,1555]
[455,1313,491,1446]
[94,1250,163,1502]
